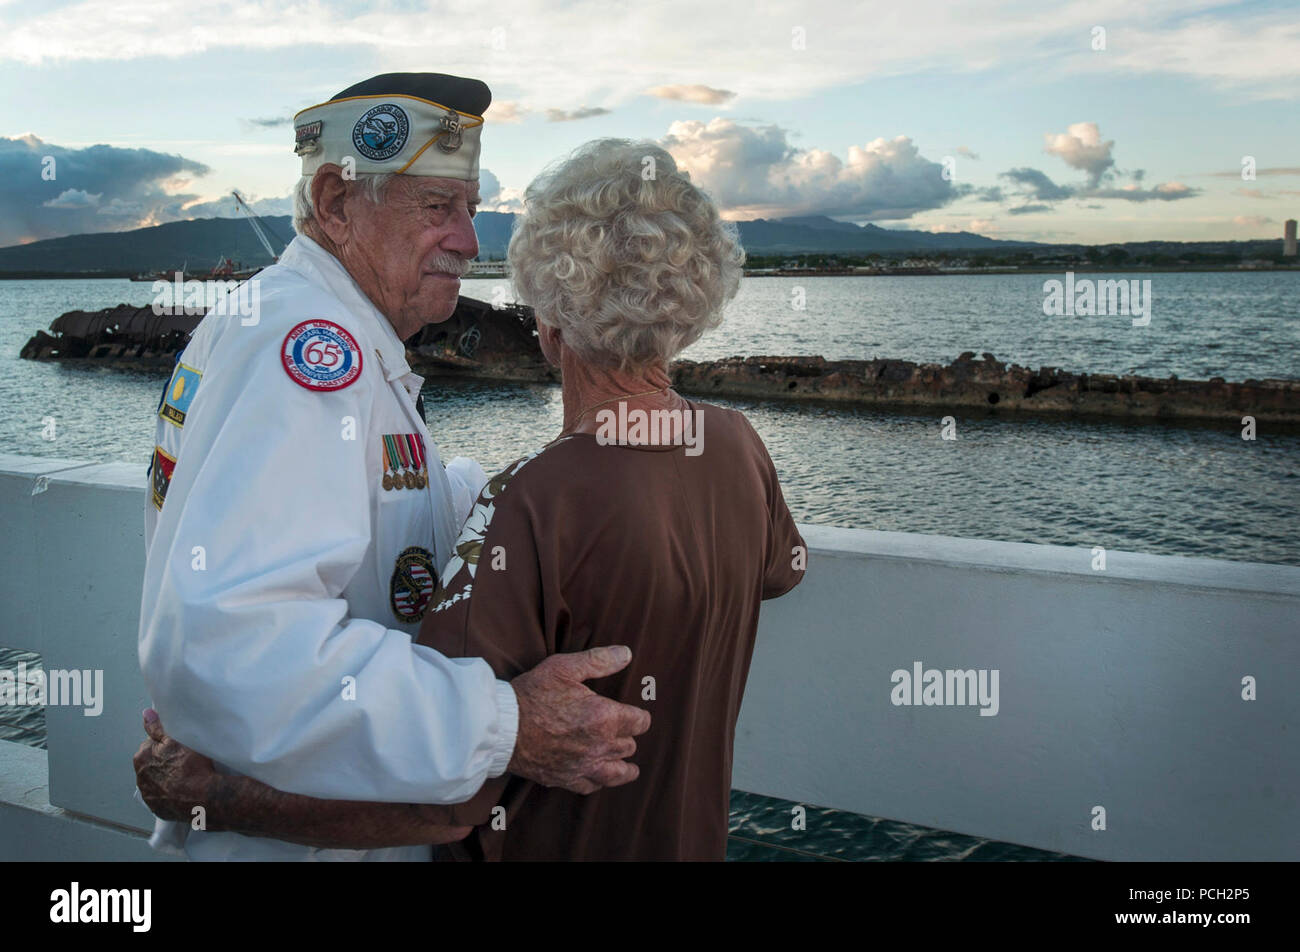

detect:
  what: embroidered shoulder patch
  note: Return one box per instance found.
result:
[390,545,436,622]
[150,446,176,511]
[281,319,363,392]
[159,362,202,427]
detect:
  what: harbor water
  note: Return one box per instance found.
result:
[1,272,1296,860]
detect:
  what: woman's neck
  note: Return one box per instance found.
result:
[558,350,681,436]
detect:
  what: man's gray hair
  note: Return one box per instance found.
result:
[292,172,396,233]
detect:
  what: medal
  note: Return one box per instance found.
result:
[381,432,432,492]
[405,434,428,491]
[393,433,413,487]
[381,437,397,491]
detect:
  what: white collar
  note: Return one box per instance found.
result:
[277,235,413,382]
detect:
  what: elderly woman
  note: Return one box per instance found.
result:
[415,139,805,860]
[133,139,804,861]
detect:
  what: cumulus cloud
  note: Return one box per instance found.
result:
[490,101,528,123]
[2,1,1295,103]
[955,146,980,160]
[43,188,102,209]
[1001,167,1074,202]
[545,106,610,122]
[181,191,292,219]
[0,134,211,246]
[927,218,997,234]
[660,118,956,220]
[1097,11,1300,100]
[1232,214,1274,227]
[1086,181,1194,202]
[484,186,525,214]
[1208,166,1300,177]
[998,168,1198,205]
[645,84,736,105]
[989,123,1198,213]
[1043,121,1114,186]
[477,168,502,204]
[0,134,308,245]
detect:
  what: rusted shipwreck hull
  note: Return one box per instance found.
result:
[20,297,548,375]
[21,301,1298,425]
[20,303,207,367]
[671,353,1300,425]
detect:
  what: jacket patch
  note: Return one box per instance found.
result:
[159,362,202,427]
[390,545,437,622]
[150,445,176,510]
[281,319,363,392]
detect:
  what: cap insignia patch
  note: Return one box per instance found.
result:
[352,104,410,161]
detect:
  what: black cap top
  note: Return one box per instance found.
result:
[331,72,492,117]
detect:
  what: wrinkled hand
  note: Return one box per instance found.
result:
[132,709,220,824]
[508,646,652,795]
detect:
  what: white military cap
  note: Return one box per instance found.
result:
[293,72,490,181]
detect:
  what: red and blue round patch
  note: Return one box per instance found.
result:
[281,319,363,392]
[390,545,437,622]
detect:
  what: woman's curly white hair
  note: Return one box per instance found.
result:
[508,139,745,370]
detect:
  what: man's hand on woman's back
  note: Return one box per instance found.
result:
[132,644,652,830]
[508,645,651,795]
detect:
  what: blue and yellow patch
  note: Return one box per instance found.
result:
[159,362,202,428]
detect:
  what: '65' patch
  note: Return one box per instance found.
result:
[281,320,363,392]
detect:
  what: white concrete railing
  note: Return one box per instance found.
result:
[0,453,1296,861]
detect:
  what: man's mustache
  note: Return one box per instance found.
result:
[425,254,470,277]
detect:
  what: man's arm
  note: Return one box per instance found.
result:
[135,643,644,849]
[135,711,472,850]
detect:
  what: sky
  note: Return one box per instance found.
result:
[1,0,1297,248]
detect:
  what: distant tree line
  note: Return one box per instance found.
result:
[746,240,1296,271]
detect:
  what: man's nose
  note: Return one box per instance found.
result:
[442,207,479,261]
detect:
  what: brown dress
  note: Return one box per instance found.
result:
[416,400,805,860]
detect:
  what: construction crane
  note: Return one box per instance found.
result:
[231,190,285,264]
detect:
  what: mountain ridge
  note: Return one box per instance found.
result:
[0,212,1033,273]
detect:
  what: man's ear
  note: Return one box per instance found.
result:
[311,166,351,245]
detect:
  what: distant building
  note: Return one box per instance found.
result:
[1285,220,1297,257]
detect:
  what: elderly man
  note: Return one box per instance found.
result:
[137,72,649,861]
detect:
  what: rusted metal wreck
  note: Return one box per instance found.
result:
[19,298,1299,426]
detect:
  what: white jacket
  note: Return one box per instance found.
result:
[138,235,516,860]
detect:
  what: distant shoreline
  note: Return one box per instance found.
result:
[741,265,1300,277]
[2,265,1299,281]
[0,271,139,280]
